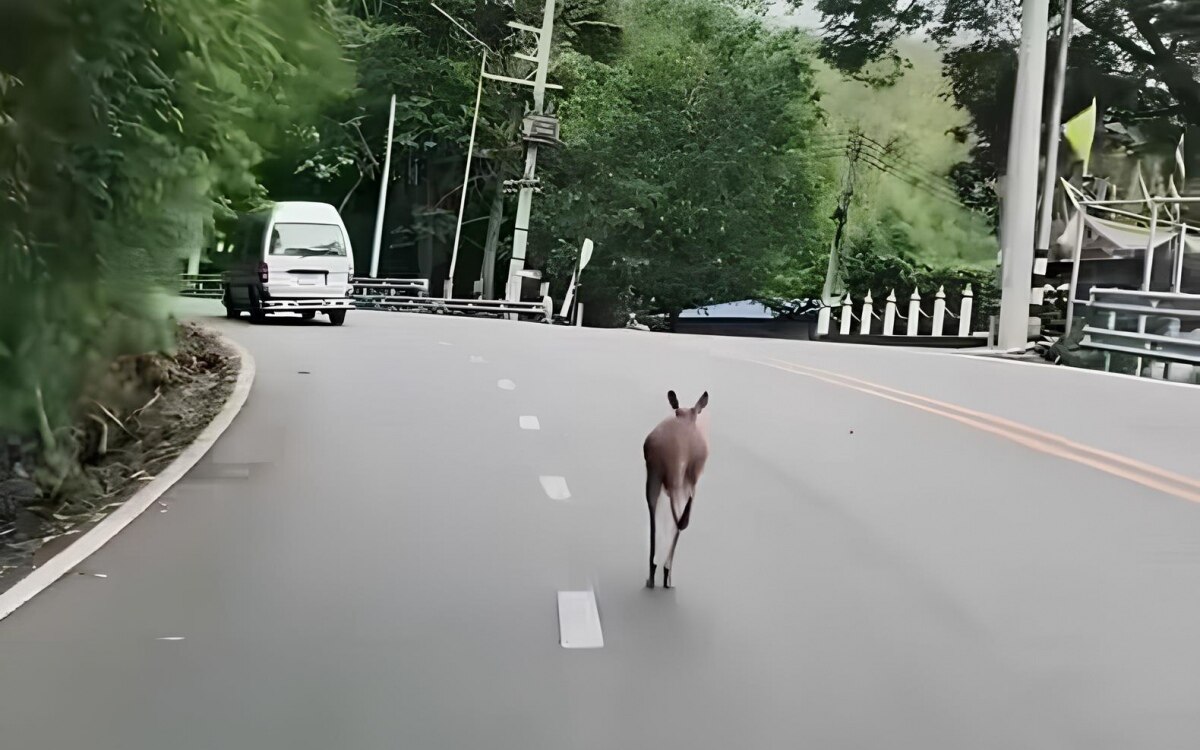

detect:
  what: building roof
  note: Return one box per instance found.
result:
[679,300,776,319]
[1053,211,1200,261]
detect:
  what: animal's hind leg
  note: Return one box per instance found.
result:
[662,493,691,586]
[645,470,661,588]
[664,528,681,589]
[677,496,693,530]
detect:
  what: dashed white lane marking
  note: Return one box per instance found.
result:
[539,475,570,500]
[470,355,487,364]
[519,416,541,430]
[438,341,453,346]
[497,379,516,391]
[558,590,604,649]
[156,636,186,641]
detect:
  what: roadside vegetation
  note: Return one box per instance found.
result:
[13,0,1141,525]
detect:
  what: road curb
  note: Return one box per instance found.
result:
[0,327,256,623]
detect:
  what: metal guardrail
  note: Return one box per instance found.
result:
[352,278,430,298]
[178,273,553,322]
[1081,288,1200,370]
[354,293,554,322]
[180,273,223,299]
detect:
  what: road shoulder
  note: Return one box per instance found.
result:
[0,326,256,622]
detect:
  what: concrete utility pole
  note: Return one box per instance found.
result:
[503,0,557,302]
[997,0,1050,350]
[1036,0,1074,252]
[817,133,862,336]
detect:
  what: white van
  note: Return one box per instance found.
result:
[222,202,356,325]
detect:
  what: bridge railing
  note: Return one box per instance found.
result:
[1080,288,1200,377]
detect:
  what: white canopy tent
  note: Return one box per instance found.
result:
[1053,211,1200,261]
[1059,196,1200,332]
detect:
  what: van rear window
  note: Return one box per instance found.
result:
[269,223,347,257]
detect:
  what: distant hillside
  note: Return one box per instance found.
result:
[812,40,998,268]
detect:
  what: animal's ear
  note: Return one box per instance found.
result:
[695,392,709,412]
[667,390,680,410]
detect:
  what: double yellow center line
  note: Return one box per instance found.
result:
[754,357,1200,505]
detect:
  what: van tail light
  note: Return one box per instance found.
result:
[257,262,269,284]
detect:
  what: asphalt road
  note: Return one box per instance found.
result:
[3,301,1200,749]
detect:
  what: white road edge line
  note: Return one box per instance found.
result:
[539,475,571,501]
[558,590,604,649]
[519,416,541,430]
[0,328,257,624]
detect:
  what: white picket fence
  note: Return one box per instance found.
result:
[822,285,984,338]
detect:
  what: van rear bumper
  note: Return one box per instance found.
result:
[261,298,355,312]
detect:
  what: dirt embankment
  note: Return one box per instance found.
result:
[0,323,237,587]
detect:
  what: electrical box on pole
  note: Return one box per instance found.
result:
[522,114,562,146]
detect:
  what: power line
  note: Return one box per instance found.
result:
[854,145,963,203]
[807,132,969,208]
[813,132,962,198]
[854,136,960,194]
[856,153,965,207]
[859,144,954,192]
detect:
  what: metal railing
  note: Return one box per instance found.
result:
[352,277,430,299]
[177,272,554,322]
[354,293,554,322]
[180,273,223,299]
[1081,288,1200,371]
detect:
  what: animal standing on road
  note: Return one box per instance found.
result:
[643,390,709,589]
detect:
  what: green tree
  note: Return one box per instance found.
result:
[794,0,1200,211]
[814,43,998,262]
[0,0,347,433]
[534,0,835,324]
[262,0,623,288]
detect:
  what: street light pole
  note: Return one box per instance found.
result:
[1036,0,1074,252]
[559,238,592,322]
[445,54,488,299]
[369,94,398,279]
[997,0,1050,350]
[504,0,557,303]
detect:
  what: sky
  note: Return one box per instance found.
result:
[765,1,824,30]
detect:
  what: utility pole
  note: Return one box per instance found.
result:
[369,94,397,279]
[1036,0,1074,252]
[818,133,862,336]
[502,0,557,302]
[997,0,1050,350]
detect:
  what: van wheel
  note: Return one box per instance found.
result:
[249,288,266,323]
[222,286,238,318]
[328,310,347,327]
[300,311,316,320]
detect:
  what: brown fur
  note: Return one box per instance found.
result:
[642,390,709,588]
